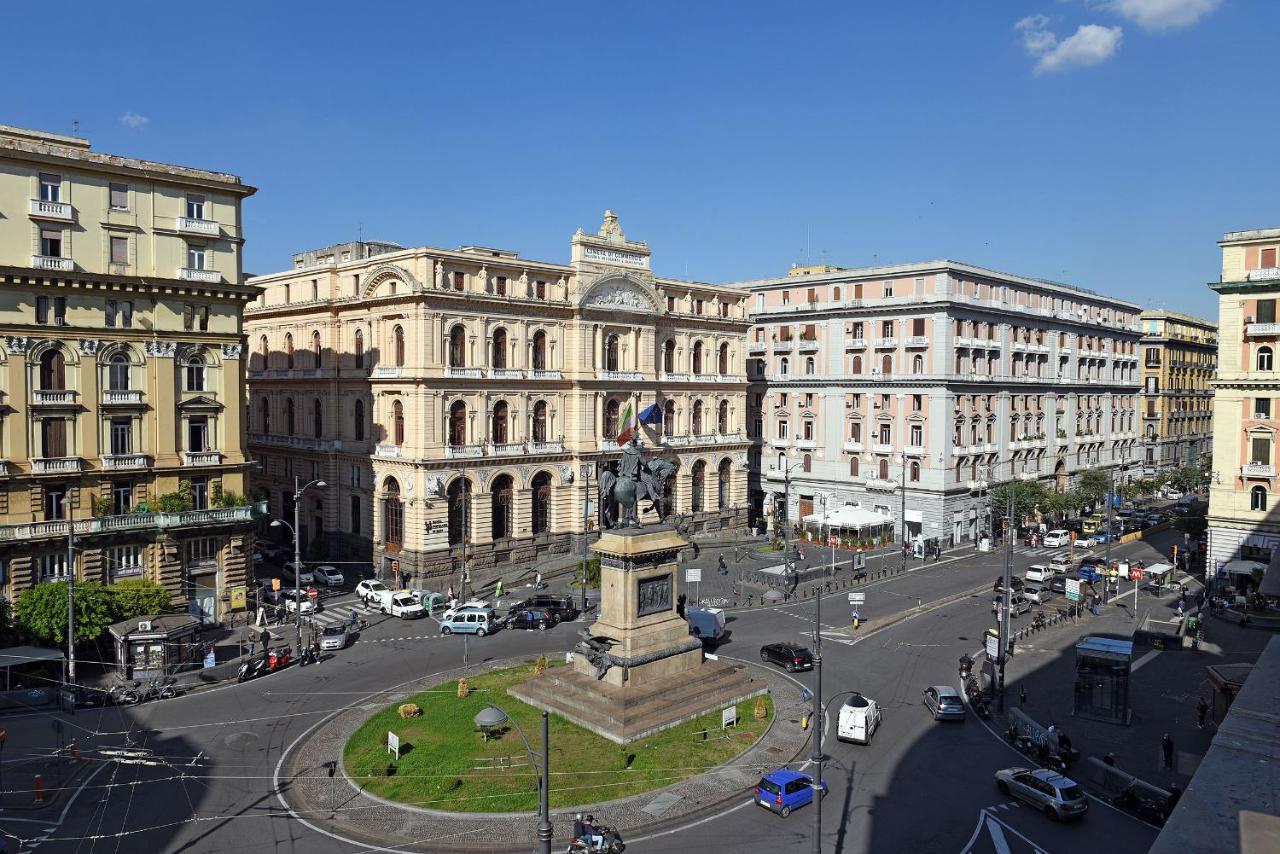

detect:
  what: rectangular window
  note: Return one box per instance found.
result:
[112,481,134,515]
[719,302,729,317]
[120,300,132,328]
[1251,436,1271,465]
[1263,248,1278,269]
[40,228,62,258]
[187,244,206,270]
[183,303,194,330]
[778,421,789,439]
[186,194,206,220]
[198,305,209,331]
[187,416,209,452]
[40,553,68,581]
[803,421,813,440]
[350,464,362,488]
[109,182,129,210]
[881,321,893,338]
[110,235,128,265]
[39,173,61,202]
[452,271,465,291]
[110,417,132,455]
[536,280,546,299]
[185,536,219,566]
[37,295,49,325]
[350,495,361,534]
[1257,398,1272,418]
[44,485,67,520]
[879,423,891,444]
[108,545,144,579]
[912,394,923,412]
[1257,299,1276,324]
[782,291,790,305]
[910,424,923,445]
[695,299,704,315]
[883,281,894,298]
[189,477,210,511]
[495,275,507,296]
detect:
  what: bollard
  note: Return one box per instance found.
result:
[34,773,43,804]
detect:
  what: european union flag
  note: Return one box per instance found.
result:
[638,403,663,425]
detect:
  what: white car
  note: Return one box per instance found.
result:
[1043,530,1071,547]
[442,599,490,623]
[281,589,316,614]
[1049,555,1075,573]
[356,579,390,605]
[1075,534,1099,549]
[282,561,315,586]
[313,565,344,587]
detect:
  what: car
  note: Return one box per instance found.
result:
[442,599,490,622]
[754,769,826,817]
[1048,555,1074,573]
[312,565,344,587]
[922,685,966,720]
[1075,534,1099,548]
[994,767,1089,821]
[759,642,814,672]
[516,595,578,623]
[1043,530,1071,547]
[259,583,283,605]
[1164,488,1183,500]
[318,624,351,651]
[356,579,390,605]
[836,693,882,744]
[1047,576,1068,594]
[994,575,1025,595]
[993,594,1033,617]
[282,561,315,586]
[1025,565,1053,584]
[280,589,316,615]
[1022,584,1051,604]
[380,592,425,619]
[439,607,497,636]
[506,607,556,631]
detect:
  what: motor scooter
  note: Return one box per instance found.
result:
[268,647,293,672]
[238,654,270,683]
[566,825,625,854]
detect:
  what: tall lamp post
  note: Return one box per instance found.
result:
[271,476,326,652]
[781,457,805,580]
[810,495,828,854]
[474,705,552,854]
[62,497,77,688]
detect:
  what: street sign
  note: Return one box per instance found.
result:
[848,592,865,604]
[387,731,400,760]
[203,648,216,669]
[1065,578,1082,602]
[1129,566,1144,582]
[985,632,1000,659]
[307,587,319,601]
[685,567,702,583]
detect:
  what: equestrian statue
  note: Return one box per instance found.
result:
[598,438,677,529]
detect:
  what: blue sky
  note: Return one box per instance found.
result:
[4,0,1273,318]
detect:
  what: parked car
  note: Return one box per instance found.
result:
[994,767,1089,821]
[1025,565,1053,584]
[760,642,813,672]
[280,589,316,615]
[318,624,351,651]
[442,599,490,622]
[922,685,966,720]
[836,693,882,744]
[754,769,826,817]
[516,595,578,622]
[1047,576,1068,594]
[1021,584,1051,604]
[1049,555,1074,573]
[380,592,425,619]
[282,561,314,586]
[506,607,556,631]
[993,594,1033,617]
[994,575,1025,595]
[439,607,497,636]
[312,565,344,587]
[1043,530,1071,547]
[356,579,390,605]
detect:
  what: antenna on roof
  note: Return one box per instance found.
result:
[71,120,80,135]
[357,221,363,243]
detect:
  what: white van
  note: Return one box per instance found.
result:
[836,693,881,745]
[1025,564,1053,584]
[1043,530,1071,547]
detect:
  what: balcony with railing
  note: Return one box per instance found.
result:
[0,504,255,542]
[32,254,73,272]
[903,444,925,455]
[967,479,989,492]
[530,369,563,380]
[661,435,690,446]
[102,453,149,470]
[372,366,402,378]
[1246,267,1280,282]
[660,372,691,383]
[1241,462,1276,478]
[102,389,144,405]
[599,370,644,382]
[1246,322,1280,337]
[874,338,897,348]
[905,336,929,348]
[529,440,565,453]
[872,442,893,453]
[797,337,819,352]
[375,443,402,458]
[490,442,525,456]
[772,339,793,352]
[489,368,524,380]
[794,438,816,450]
[845,338,867,350]
[29,198,75,221]
[32,389,77,405]
[843,439,864,453]
[445,366,484,379]
[32,457,83,474]
[183,451,223,466]
[747,341,767,355]
[445,443,485,459]
[865,478,898,492]
[177,217,220,237]
[598,438,621,452]
[178,267,221,283]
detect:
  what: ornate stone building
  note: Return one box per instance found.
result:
[244,213,751,584]
[1138,309,1217,476]
[0,125,258,622]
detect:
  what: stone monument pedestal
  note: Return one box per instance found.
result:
[510,526,766,744]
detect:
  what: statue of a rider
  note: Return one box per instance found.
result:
[599,438,677,529]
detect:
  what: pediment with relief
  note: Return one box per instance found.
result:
[579,273,659,315]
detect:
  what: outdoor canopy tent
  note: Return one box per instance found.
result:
[802,505,893,530]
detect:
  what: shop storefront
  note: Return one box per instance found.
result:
[108,615,203,681]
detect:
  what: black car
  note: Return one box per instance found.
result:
[506,607,556,631]
[517,595,578,623]
[1047,576,1068,594]
[994,576,1025,596]
[760,642,814,672]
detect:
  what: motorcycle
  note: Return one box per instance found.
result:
[972,696,990,718]
[958,655,974,678]
[268,647,293,672]
[566,826,625,854]
[105,682,141,705]
[1031,612,1047,631]
[238,654,271,683]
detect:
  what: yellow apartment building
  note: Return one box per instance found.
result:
[1139,310,1216,476]
[0,125,258,622]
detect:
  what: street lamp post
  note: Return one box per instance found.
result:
[782,459,805,579]
[63,498,76,688]
[271,476,326,652]
[899,455,908,573]
[474,705,552,854]
[810,498,825,854]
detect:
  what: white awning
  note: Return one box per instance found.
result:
[802,505,894,530]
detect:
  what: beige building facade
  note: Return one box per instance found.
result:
[1208,227,1280,570]
[244,213,751,586]
[1138,310,1216,476]
[0,126,258,621]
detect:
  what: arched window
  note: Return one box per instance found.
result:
[605,334,620,372]
[531,471,551,535]
[313,398,323,439]
[852,354,862,374]
[255,335,268,370]
[910,460,920,482]
[491,400,509,444]
[882,353,892,374]
[492,327,507,370]
[311,331,321,367]
[663,400,676,437]
[1258,346,1273,371]
[354,399,365,441]
[286,397,296,436]
[691,460,706,512]
[850,457,859,477]
[663,339,676,374]
[780,356,789,375]
[447,477,472,546]
[449,325,466,367]
[718,458,732,509]
[490,474,513,540]
[260,397,270,432]
[913,354,924,374]
[449,400,467,447]
[532,330,547,371]
[185,354,206,392]
[284,333,294,369]
[532,400,547,442]
[393,325,405,367]
[109,353,130,391]
[383,478,403,549]
[354,329,365,369]
[879,459,889,479]
[604,399,620,439]
[1252,485,1267,511]
[393,400,405,445]
[717,400,729,435]
[718,342,730,375]
[39,349,65,390]
[802,453,812,473]
[692,341,703,375]
[805,356,815,375]
[692,400,704,435]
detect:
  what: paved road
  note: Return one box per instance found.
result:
[8,538,1165,854]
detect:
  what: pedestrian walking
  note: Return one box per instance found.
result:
[494,579,504,600]
[247,636,256,657]
[1197,696,1208,729]
[718,554,728,576]
[1161,733,1175,769]
[535,570,543,589]
[851,608,860,630]
[1019,686,1027,705]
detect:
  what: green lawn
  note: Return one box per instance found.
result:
[342,661,773,812]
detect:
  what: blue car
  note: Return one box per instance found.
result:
[755,769,827,817]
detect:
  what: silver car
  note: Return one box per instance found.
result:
[995,767,1088,820]
[318,624,350,651]
[922,685,966,721]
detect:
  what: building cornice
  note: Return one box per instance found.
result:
[0,266,262,302]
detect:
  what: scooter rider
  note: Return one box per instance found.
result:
[582,815,606,852]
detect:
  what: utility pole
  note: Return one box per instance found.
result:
[899,456,908,572]
[810,502,824,854]
[64,498,76,688]
[581,463,592,614]
[997,466,1014,712]
[783,463,794,579]
[293,476,303,653]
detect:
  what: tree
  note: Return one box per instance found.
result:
[1133,478,1159,499]
[1170,465,1205,492]
[1043,490,1081,520]
[109,578,172,621]
[989,480,1047,524]
[1078,468,1110,506]
[16,581,116,646]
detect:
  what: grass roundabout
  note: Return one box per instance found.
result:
[343,659,774,812]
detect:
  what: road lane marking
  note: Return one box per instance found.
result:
[1131,649,1161,672]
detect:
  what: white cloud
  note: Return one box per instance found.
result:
[1016,15,1059,54]
[1103,0,1221,31]
[1036,24,1124,72]
[119,112,150,129]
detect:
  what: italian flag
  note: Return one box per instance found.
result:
[616,400,636,445]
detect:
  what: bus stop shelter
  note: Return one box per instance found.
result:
[0,646,65,710]
[1073,635,1133,725]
